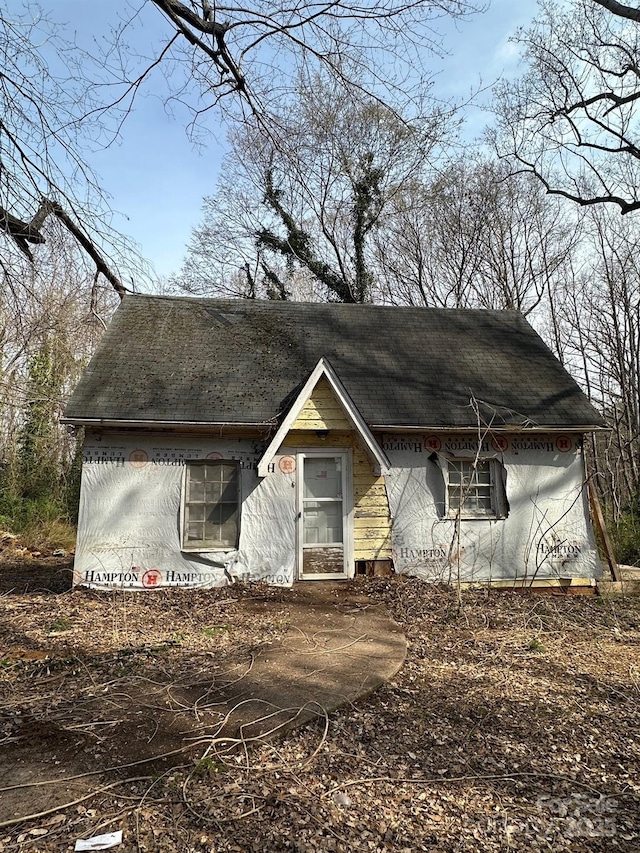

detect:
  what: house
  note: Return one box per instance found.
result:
[63,295,606,590]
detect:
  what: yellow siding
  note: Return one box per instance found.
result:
[286,428,392,560]
[292,378,351,430]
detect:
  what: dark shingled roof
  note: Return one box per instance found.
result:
[64,295,604,429]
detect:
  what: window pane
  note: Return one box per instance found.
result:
[303,500,343,543]
[189,504,205,522]
[183,461,240,548]
[205,482,222,503]
[212,462,237,481]
[448,460,496,516]
[221,480,238,502]
[303,457,342,499]
[187,522,203,541]
[218,501,238,524]
[189,480,205,502]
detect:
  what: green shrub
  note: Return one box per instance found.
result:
[609,491,640,566]
[0,483,77,551]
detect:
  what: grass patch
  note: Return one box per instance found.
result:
[19,518,77,552]
[201,625,232,639]
[48,616,72,633]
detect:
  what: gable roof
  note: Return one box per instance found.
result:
[257,357,391,477]
[64,294,605,430]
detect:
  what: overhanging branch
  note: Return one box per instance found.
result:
[591,0,640,23]
[0,200,128,297]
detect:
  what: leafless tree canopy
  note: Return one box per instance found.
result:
[0,0,486,295]
[176,73,457,302]
[0,7,137,296]
[375,158,579,315]
[146,0,483,124]
[493,0,640,213]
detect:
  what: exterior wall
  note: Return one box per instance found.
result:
[74,423,601,590]
[382,432,602,583]
[292,377,352,431]
[75,432,297,589]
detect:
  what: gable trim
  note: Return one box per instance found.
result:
[257,358,391,478]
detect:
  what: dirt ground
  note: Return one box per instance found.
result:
[1,556,639,852]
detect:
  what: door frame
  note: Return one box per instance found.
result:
[296,448,354,581]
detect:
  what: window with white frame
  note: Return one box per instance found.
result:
[182,460,240,550]
[446,458,505,519]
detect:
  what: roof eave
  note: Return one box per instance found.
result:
[369,423,609,433]
[61,418,608,434]
[60,417,276,434]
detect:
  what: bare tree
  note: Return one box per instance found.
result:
[374,174,484,308]
[142,0,483,131]
[177,73,454,301]
[0,221,118,528]
[1,0,485,297]
[0,5,143,299]
[550,208,640,515]
[376,157,579,315]
[492,0,640,213]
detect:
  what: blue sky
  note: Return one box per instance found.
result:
[45,0,539,281]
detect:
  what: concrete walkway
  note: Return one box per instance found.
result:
[0,582,406,826]
[209,582,407,740]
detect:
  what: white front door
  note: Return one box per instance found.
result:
[297,451,352,580]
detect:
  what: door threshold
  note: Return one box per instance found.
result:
[298,575,349,582]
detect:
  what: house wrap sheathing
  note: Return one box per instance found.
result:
[65,296,605,590]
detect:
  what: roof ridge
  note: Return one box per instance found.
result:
[124,293,524,316]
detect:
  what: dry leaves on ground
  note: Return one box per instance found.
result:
[0,560,639,852]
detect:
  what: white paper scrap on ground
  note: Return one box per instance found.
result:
[74,830,123,851]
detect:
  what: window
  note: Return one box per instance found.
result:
[446,458,505,519]
[182,461,240,550]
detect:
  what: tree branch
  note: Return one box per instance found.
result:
[257,169,352,301]
[50,204,128,297]
[511,155,640,213]
[591,0,640,23]
[0,199,128,297]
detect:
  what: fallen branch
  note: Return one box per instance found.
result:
[325,770,610,798]
[0,776,153,830]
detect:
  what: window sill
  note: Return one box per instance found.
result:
[444,513,506,521]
